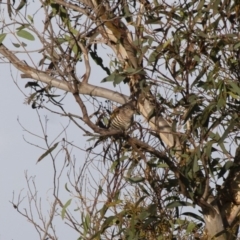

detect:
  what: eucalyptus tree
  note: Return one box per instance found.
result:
[1,0,240,239]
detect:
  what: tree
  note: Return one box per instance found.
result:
[1,0,240,239]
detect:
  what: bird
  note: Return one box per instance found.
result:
[108,102,136,131]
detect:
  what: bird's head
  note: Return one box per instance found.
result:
[121,103,136,117]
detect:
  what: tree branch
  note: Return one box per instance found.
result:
[0,44,128,104]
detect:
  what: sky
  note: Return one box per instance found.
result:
[0,6,114,240]
[0,2,133,238]
[0,60,57,239]
[0,44,114,239]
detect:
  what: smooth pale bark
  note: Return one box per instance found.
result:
[203,196,226,240]
[0,44,129,104]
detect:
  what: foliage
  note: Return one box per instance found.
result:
[2,0,240,239]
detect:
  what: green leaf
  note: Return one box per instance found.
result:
[61,199,72,219]
[148,51,159,64]
[102,216,116,229]
[197,0,205,11]
[113,75,125,86]
[110,160,120,172]
[181,212,204,222]
[89,50,110,75]
[83,213,91,233]
[145,16,163,24]
[193,156,199,173]
[228,91,239,99]
[228,81,240,96]
[219,141,229,156]
[0,33,7,44]
[12,42,21,48]
[16,24,31,31]
[183,103,199,124]
[98,185,103,194]
[12,42,27,48]
[139,210,150,220]
[192,66,207,87]
[193,54,200,62]
[65,183,70,192]
[135,196,147,207]
[72,43,79,56]
[162,39,171,49]
[122,4,132,22]
[56,38,67,44]
[186,222,196,233]
[99,204,108,217]
[25,82,40,88]
[101,71,126,86]
[101,73,115,82]
[17,30,35,41]
[118,155,128,161]
[166,201,192,208]
[27,15,34,23]
[51,3,60,15]
[147,204,158,215]
[37,142,59,163]
[138,184,150,196]
[196,28,208,38]
[234,42,240,50]
[15,0,27,13]
[125,176,145,183]
[218,161,234,178]
[157,163,169,168]
[124,67,144,74]
[7,0,13,19]
[218,115,237,144]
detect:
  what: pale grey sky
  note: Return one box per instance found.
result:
[0,48,114,239]
[0,21,130,239]
[0,22,113,240]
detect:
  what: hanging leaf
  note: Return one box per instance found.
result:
[61,199,72,219]
[0,33,7,44]
[122,3,132,23]
[166,201,192,208]
[181,212,204,222]
[7,0,13,18]
[15,0,26,13]
[25,82,40,88]
[113,75,125,86]
[27,15,34,23]
[83,213,91,234]
[65,183,70,192]
[101,71,126,86]
[218,115,237,144]
[89,50,110,75]
[186,222,197,233]
[218,161,234,179]
[37,142,59,163]
[125,176,145,183]
[17,29,35,41]
[12,42,21,48]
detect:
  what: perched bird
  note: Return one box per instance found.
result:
[108,102,136,131]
